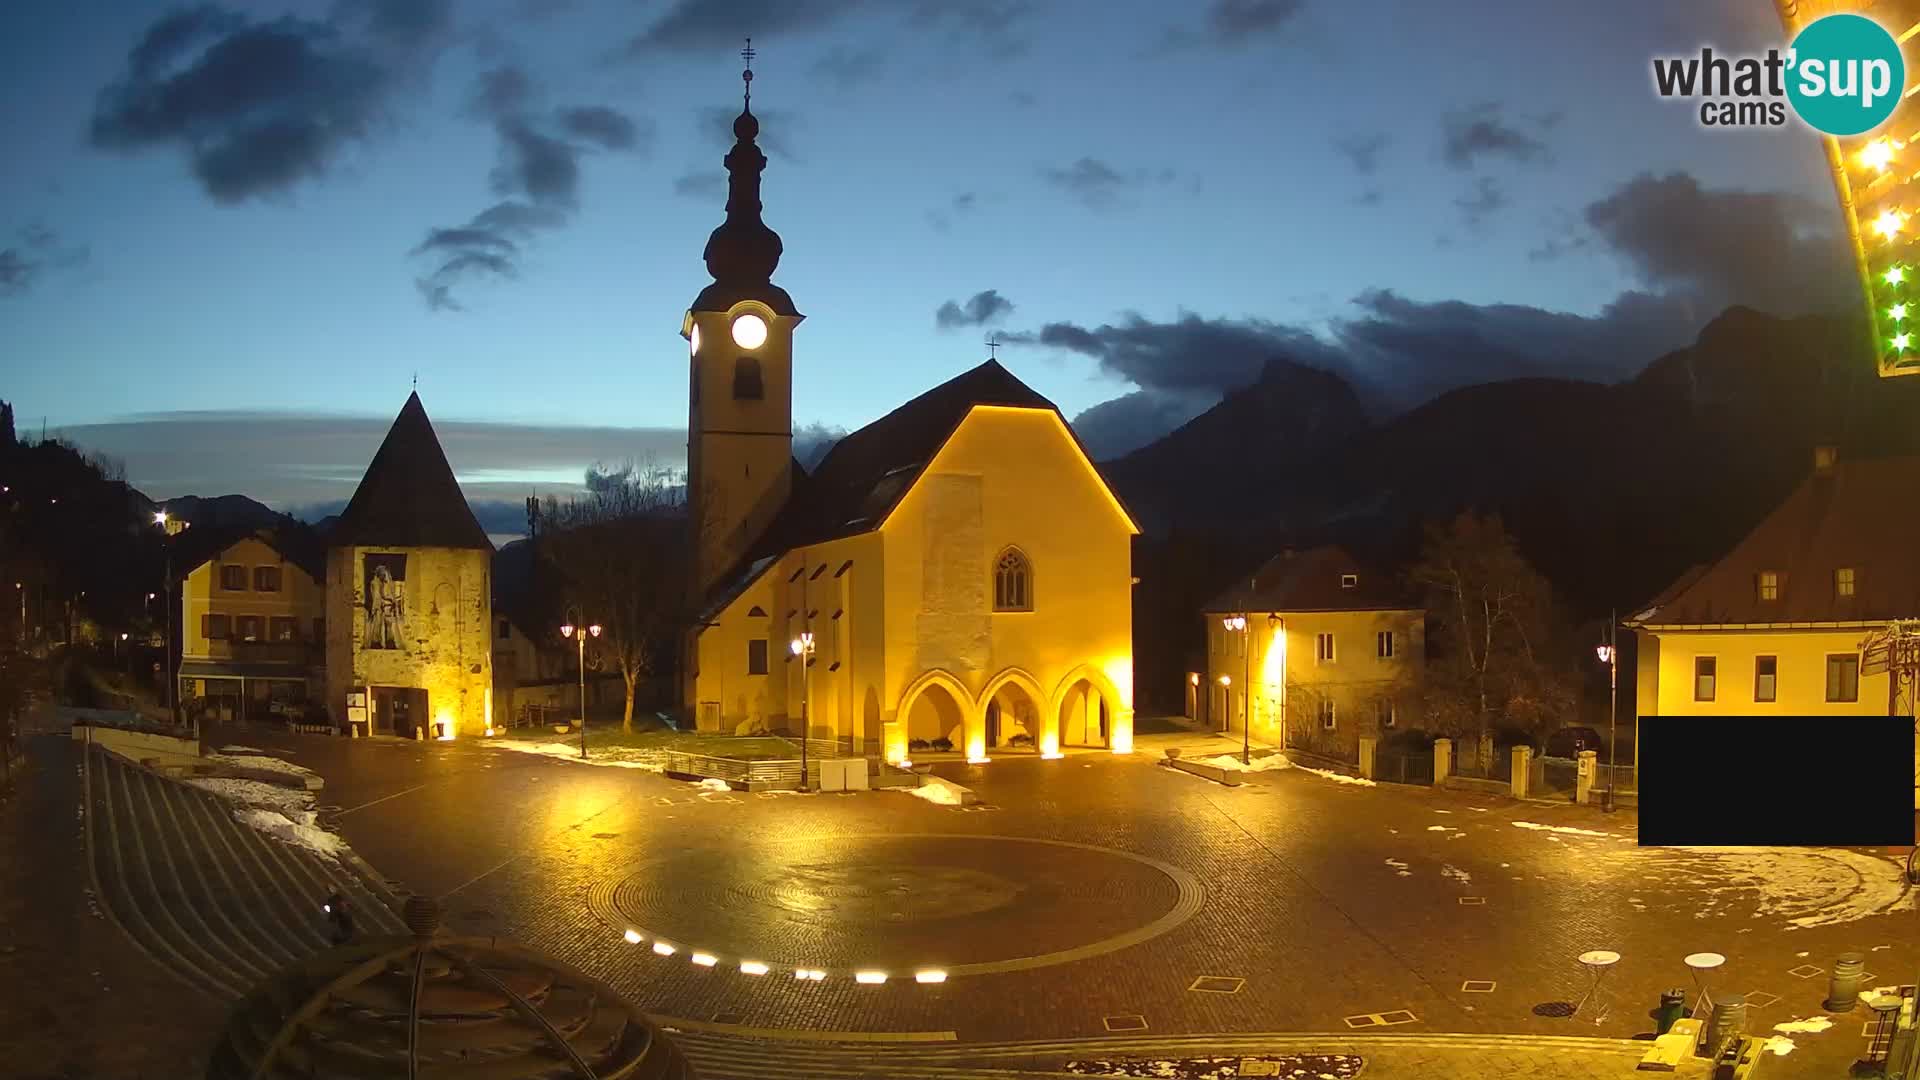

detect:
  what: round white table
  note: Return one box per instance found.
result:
[1575,950,1621,1021]
[1683,952,1725,1037]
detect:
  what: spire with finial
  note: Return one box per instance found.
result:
[699,36,787,305]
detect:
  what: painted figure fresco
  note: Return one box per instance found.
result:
[363,554,408,649]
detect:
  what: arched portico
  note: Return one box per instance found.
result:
[978,667,1050,756]
[1051,664,1134,754]
[891,668,976,763]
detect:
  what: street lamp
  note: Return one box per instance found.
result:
[1223,614,1250,763]
[561,621,601,760]
[791,632,815,792]
[153,512,180,734]
[1595,614,1618,813]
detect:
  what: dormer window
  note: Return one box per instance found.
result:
[1835,567,1856,598]
[1340,574,1357,589]
[1757,571,1780,601]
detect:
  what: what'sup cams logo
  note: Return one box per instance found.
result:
[1653,13,1906,136]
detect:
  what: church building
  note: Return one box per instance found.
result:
[323,392,495,739]
[681,62,1139,764]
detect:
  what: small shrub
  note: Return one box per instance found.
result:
[909,738,930,751]
[931,737,953,752]
[1008,732,1033,747]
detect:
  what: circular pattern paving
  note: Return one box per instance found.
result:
[589,833,1204,978]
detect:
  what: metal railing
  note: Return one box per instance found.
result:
[661,751,820,790]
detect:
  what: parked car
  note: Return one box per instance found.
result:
[1542,725,1605,760]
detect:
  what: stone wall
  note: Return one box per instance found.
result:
[324,545,493,737]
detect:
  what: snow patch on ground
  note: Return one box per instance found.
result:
[488,740,667,771]
[1511,821,1614,838]
[1772,1016,1834,1035]
[205,752,317,779]
[1198,753,1294,773]
[184,777,314,818]
[1296,764,1375,786]
[1585,847,1915,929]
[216,745,265,754]
[695,778,731,792]
[1384,858,1412,877]
[904,777,971,806]
[1426,825,1454,832]
[234,808,346,860]
[1761,1036,1797,1056]
[1442,864,1472,886]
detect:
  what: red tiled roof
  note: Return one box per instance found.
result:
[1632,454,1920,625]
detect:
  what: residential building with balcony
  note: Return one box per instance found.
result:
[174,523,326,722]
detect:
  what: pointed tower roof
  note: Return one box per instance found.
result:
[330,392,492,551]
[694,39,798,316]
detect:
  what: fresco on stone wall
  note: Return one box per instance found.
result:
[363,553,408,649]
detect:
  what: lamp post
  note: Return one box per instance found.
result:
[153,512,180,733]
[561,621,601,760]
[1223,614,1249,763]
[1595,615,1618,813]
[791,632,815,791]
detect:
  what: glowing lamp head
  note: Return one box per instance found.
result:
[1595,644,1615,664]
[560,623,574,639]
[153,511,168,526]
[589,624,602,638]
[1875,210,1904,239]
[1189,673,1200,686]
[1861,139,1897,171]
[1217,675,1231,686]
[731,312,768,349]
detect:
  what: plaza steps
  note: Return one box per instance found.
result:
[81,745,407,1001]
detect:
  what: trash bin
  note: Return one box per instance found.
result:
[1655,989,1687,1035]
[1704,993,1748,1061]
[1827,952,1866,1011]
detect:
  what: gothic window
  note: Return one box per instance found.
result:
[993,547,1032,612]
[733,356,763,400]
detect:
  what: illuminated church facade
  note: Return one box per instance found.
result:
[680,65,1138,763]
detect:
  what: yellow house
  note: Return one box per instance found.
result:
[323,393,494,740]
[1626,448,1920,805]
[1201,547,1425,762]
[174,524,326,721]
[680,86,1139,763]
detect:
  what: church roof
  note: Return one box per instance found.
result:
[329,392,492,551]
[1629,453,1920,626]
[753,359,1058,556]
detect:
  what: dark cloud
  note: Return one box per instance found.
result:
[414,69,643,310]
[1333,133,1388,175]
[812,45,887,88]
[1454,176,1508,228]
[0,224,90,297]
[335,0,455,51]
[674,171,726,199]
[1042,157,1175,210]
[1581,171,1854,316]
[935,289,1015,329]
[1156,0,1303,52]
[698,106,798,160]
[90,9,404,203]
[1440,102,1551,169]
[927,191,982,231]
[625,0,1032,56]
[1356,188,1384,207]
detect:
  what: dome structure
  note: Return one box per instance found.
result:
[207,896,693,1079]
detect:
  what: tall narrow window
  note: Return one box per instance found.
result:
[747,638,769,675]
[1693,656,1717,701]
[1835,567,1856,598]
[220,564,247,591]
[1315,633,1335,663]
[1754,655,1777,703]
[993,547,1033,612]
[205,614,231,640]
[1319,698,1337,730]
[1757,571,1780,601]
[732,356,764,400]
[1376,630,1394,659]
[1826,654,1860,702]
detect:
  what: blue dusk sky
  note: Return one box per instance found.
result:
[0,0,1859,526]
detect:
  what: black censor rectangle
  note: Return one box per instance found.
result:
[1637,716,1915,847]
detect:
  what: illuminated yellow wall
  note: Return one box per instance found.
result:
[1632,627,1889,717]
[1207,607,1423,757]
[323,545,493,737]
[689,405,1138,759]
[181,535,325,662]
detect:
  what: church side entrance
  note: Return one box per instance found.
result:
[371,685,429,738]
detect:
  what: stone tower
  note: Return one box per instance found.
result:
[324,392,494,739]
[683,48,803,605]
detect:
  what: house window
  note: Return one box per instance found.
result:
[236,615,263,641]
[1376,698,1396,729]
[1835,567,1856,598]
[1319,698,1337,730]
[732,356,764,400]
[497,618,511,641]
[1754,655,1777,703]
[1340,574,1357,589]
[205,614,231,640]
[1315,632,1335,663]
[747,638,769,675]
[253,566,281,592]
[1826,654,1860,702]
[1693,656,1716,701]
[270,617,297,642]
[1376,630,1394,659]
[220,564,247,591]
[993,547,1033,611]
[1757,571,1779,601]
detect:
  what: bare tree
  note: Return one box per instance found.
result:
[538,460,690,732]
[1409,511,1575,748]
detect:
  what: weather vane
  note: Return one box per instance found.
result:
[741,37,755,109]
[986,335,1001,361]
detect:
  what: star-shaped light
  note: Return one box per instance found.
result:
[1861,139,1897,172]
[1894,332,1912,351]
[1875,209,1905,239]
[1887,266,1907,286]
[1893,304,1909,321]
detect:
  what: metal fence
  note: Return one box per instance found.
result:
[1374,747,1434,786]
[1449,744,1513,782]
[1531,756,1580,799]
[661,751,819,790]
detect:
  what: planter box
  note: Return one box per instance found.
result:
[1167,758,1243,787]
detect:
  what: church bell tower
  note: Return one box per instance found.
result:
[684,39,803,604]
